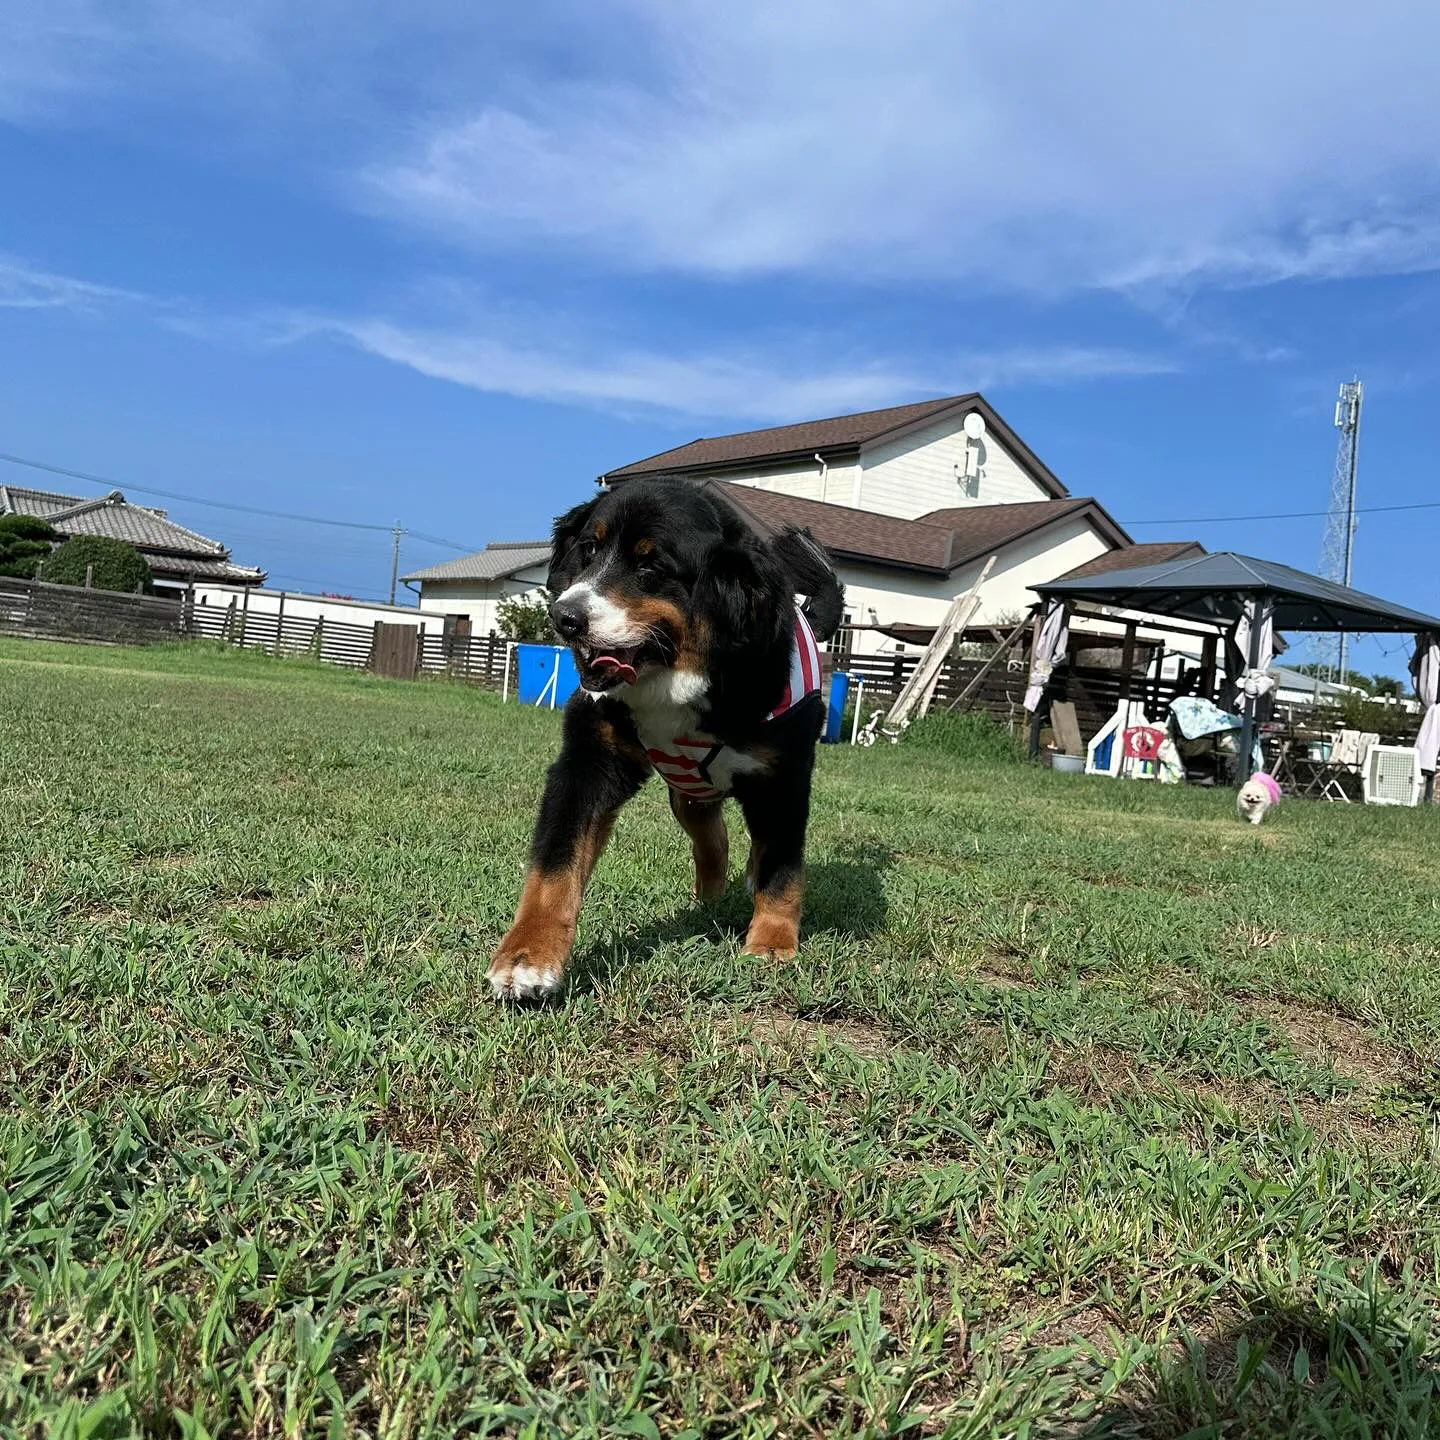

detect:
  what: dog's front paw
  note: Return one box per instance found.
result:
[488,927,567,1002]
[741,915,799,962]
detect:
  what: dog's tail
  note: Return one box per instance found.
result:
[771,525,845,642]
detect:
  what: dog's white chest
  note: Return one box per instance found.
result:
[625,697,763,800]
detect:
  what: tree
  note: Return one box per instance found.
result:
[42,536,153,593]
[495,591,554,642]
[0,515,59,579]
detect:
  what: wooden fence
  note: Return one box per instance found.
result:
[835,630,1187,735]
[0,575,186,645]
[186,598,515,689]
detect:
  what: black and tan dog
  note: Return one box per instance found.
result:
[488,478,844,1001]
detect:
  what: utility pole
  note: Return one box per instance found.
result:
[388,521,402,607]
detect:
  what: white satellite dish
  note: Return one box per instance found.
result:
[963,412,987,440]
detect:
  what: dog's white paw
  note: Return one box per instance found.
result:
[487,959,563,1002]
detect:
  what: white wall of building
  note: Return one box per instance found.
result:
[413,565,549,635]
[723,457,859,506]
[192,584,437,634]
[711,415,1051,521]
[833,516,1110,655]
[855,415,1052,518]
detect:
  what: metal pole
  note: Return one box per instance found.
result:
[1338,382,1362,686]
[1235,596,1266,786]
[388,521,402,607]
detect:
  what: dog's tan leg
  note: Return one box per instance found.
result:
[668,791,729,901]
[743,864,804,959]
[489,813,616,1001]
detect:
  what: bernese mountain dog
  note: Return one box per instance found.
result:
[488,477,845,1001]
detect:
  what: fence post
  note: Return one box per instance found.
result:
[314,612,324,662]
[275,591,286,656]
[240,587,250,649]
[892,650,905,696]
[85,564,94,589]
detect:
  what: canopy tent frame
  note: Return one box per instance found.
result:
[1032,551,1440,789]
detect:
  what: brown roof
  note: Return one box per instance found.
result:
[603,393,1069,498]
[714,483,1130,576]
[718,485,954,570]
[1053,541,1205,582]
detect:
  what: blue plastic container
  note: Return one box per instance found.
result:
[823,671,850,744]
[515,644,581,707]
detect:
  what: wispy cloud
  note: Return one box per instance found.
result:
[305,317,1173,421]
[30,256,1165,420]
[0,256,142,312]
[8,2,1440,300]
[362,0,1440,294]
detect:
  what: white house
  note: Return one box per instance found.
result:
[402,540,550,636]
[402,393,1201,663]
[598,394,1198,656]
[598,392,1070,520]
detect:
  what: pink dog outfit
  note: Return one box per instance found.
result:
[1248,772,1281,806]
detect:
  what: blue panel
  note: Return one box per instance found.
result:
[823,671,850,744]
[515,645,581,707]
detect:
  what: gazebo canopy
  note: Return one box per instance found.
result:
[1034,551,1440,633]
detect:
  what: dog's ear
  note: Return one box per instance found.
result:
[547,497,600,592]
[696,529,792,655]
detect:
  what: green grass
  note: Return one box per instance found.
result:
[2,635,1438,1439]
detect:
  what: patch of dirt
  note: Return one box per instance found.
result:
[969,964,1033,990]
[732,1005,895,1061]
[1245,997,1415,1093]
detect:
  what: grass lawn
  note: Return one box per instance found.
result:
[2,637,1438,1439]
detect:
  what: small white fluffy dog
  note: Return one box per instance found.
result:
[1237,771,1281,825]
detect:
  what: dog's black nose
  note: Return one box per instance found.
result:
[550,597,587,640]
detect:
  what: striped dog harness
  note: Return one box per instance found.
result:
[646,608,823,801]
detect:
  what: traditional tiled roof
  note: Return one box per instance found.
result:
[0,484,264,583]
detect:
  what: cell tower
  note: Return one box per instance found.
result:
[1317,379,1362,684]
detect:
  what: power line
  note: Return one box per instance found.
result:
[1124,498,1440,527]
[0,448,478,551]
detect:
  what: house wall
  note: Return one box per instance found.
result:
[833,516,1110,655]
[414,565,549,635]
[855,415,1053,518]
[700,416,1052,520]
[191,584,435,634]
[721,457,859,506]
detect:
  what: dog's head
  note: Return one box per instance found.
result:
[546,479,793,701]
[1237,780,1270,817]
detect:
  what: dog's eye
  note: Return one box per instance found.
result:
[574,537,597,563]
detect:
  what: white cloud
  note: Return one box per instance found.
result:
[299,315,1173,421]
[0,256,141,312]
[363,0,1440,292]
[8,2,1439,296]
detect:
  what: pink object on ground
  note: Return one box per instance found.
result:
[1250,772,1281,806]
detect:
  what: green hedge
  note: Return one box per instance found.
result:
[41,536,153,593]
[0,515,58,579]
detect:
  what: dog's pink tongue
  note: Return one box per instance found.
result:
[594,655,638,684]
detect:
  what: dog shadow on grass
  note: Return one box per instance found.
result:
[569,841,893,995]
[1075,1289,1437,1437]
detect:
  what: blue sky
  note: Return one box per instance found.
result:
[2,1,1439,674]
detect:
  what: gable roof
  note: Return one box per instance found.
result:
[0,484,264,583]
[402,541,551,585]
[601,393,1069,499]
[716,484,1129,576]
[1052,540,1206,582]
